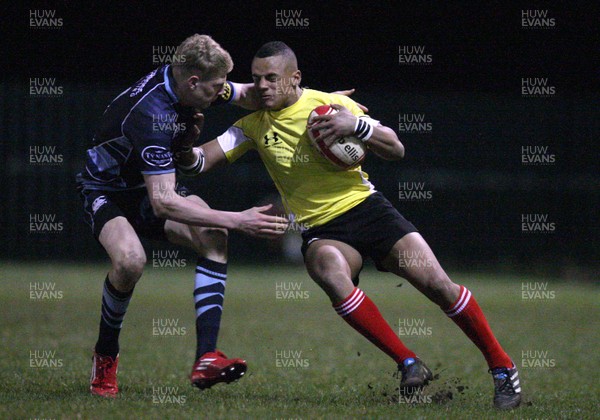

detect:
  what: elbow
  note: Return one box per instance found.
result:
[390,132,404,160]
[381,127,404,160]
[395,143,405,160]
[151,197,175,219]
[384,147,404,161]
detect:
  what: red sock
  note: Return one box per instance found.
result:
[445,285,512,369]
[334,288,416,364]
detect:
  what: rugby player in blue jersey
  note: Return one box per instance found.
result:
[76,34,290,397]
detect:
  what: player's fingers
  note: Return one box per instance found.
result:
[320,129,335,141]
[258,228,288,238]
[330,89,355,96]
[261,214,290,225]
[311,115,332,123]
[330,104,352,115]
[253,204,273,213]
[193,113,205,131]
[313,121,333,133]
[356,102,369,113]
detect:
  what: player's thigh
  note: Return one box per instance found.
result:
[305,239,363,283]
[98,216,147,274]
[164,195,227,253]
[380,232,457,296]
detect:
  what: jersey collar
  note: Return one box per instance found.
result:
[164,65,180,104]
[268,88,307,118]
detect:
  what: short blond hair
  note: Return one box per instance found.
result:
[173,34,233,79]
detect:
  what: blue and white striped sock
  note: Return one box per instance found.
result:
[95,275,133,358]
[193,258,227,359]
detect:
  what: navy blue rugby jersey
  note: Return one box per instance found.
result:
[76,65,236,191]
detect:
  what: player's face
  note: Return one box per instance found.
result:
[251,56,299,110]
[183,74,227,110]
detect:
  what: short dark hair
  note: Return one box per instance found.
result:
[254,41,295,59]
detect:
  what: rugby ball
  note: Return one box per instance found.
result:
[307,105,366,170]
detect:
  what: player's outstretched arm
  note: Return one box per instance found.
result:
[144,172,288,237]
[174,139,228,176]
[229,83,261,110]
[311,103,404,161]
[198,139,229,172]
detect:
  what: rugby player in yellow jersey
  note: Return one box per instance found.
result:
[176,42,521,410]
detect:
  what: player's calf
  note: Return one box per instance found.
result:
[411,271,459,308]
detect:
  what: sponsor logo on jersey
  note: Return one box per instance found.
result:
[264,131,281,146]
[142,145,172,167]
[91,196,108,214]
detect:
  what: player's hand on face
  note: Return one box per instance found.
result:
[172,112,204,160]
[236,204,290,238]
[329,88,369,113]
[186,112,205,144]
[311,104,357,144]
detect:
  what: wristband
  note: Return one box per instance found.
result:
[354,116,375,142]
[178,148,205,176]
[227,82,242,103]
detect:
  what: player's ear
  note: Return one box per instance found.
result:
[188,74,201,90]
[292,69,301,87]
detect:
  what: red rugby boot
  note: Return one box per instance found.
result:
[90,352,119,398]
[190,350,247,389]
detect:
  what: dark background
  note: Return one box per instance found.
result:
[1,1,598,276]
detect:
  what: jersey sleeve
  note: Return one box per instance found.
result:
[211,81,239,107]
[123,108,176,175]
[216,119,255,163]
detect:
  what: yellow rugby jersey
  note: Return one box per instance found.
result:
[217,89,375,228]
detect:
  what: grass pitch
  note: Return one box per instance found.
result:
[0,262,598,419]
